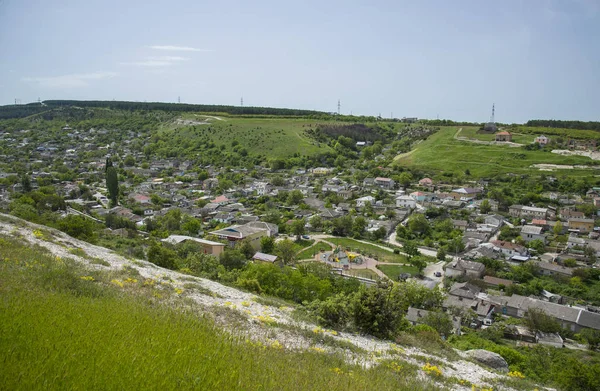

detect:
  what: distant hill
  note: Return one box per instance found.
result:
[0,100,329,120]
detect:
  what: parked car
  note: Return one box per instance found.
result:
[301,235,310,240]
[434,271,442,277]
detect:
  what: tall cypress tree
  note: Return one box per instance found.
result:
[105,158,119,206]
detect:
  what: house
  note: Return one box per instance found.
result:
[452,220,468,231]
[395,195,416,209]
[356,141,366,147]
[535,135,549,146]
[252,252,278,263]
[375,177,395,189]
[495,131,512,142]
[445,259,486,279]
[356,196,375,207]
[419,177,433,188]
[410,191,431,202]
[568,218,594,233]
[493,294,600,332]
[210,221,276,249]
[450,188,482,201]
[490,240,528,258]
[211,195,231,205]
[448,282,481,300]
[535,261,573,278]
[214,212,235,224]
[520,225,546,243]
[560,208,585,220]
[131,194,151,205]
[484,215,504,229]
[509,205,548,219]
[312,167,332,175]
[161,235,225,257]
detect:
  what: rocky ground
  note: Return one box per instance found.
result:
[0,213,538,390]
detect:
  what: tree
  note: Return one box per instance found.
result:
[398,172,413,189]
[287,190,304,206]
[352,216,367,238]
[403,240,420,260]
[276,239,296,266]
[124,155,136,166]
[527,239,545,254]
[580,328,600,350]
[105,159,119,206]
[351,282,404,338]
[553,221,564,236]
[524,308,562,334]
[410,256,428,275]
[480,199,491,214]
[309,215,323,232]
[219,249,247,270]
[407,213,430,237]
[584,246,597,264]
[20,174,32,193]
[181,216,201,235]
[436,247,447,261]
[291,219,306,241]
[238,240,255,259]
[372,227,387,241]
[423,311,453,337]
[147,242,177,269]
[260,236,275,254]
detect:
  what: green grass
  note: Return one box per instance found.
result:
[163,116,336,158]
[396,126,598,178]
[297,241,333,260]
[377,264,419,280]
[0,235,438,391]
[327,238,408,263]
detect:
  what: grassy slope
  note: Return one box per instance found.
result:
[0,236,434,391]
[396,126,597,178]
[161,115,335,159]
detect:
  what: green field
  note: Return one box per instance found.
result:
[327,238,408,263]
[377,264,419,280]
[396,127,598,178]
[0,236,433,391]
[161,115,336,159]
[297,241,333,260]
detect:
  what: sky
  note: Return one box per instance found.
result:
[0,0,599,123]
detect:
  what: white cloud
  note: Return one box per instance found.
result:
[148,45,210,52]
[22,72,117,88]
[121,56,189,67]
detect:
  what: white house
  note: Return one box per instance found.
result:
[356,196,375,207]
[520,225,546,243]
[395,195,416,209]
[535,135,549,146]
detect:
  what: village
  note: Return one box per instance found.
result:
[1,120,600,351]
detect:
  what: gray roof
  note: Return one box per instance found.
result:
[521,225,543,235]
[405,307,432,323]
[449,282,481,299]
[252,252,278,263]
[577,310,600,329]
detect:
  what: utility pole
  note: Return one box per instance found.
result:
[241,97,244,106]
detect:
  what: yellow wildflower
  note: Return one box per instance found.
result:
[80,276,95,281]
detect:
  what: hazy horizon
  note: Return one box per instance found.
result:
[1,0,599,123]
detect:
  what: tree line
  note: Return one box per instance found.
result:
[526,119,600,131]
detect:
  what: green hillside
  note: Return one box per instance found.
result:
[395,126,599,178]
[160,115,334,159]
[0,235,432,391]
